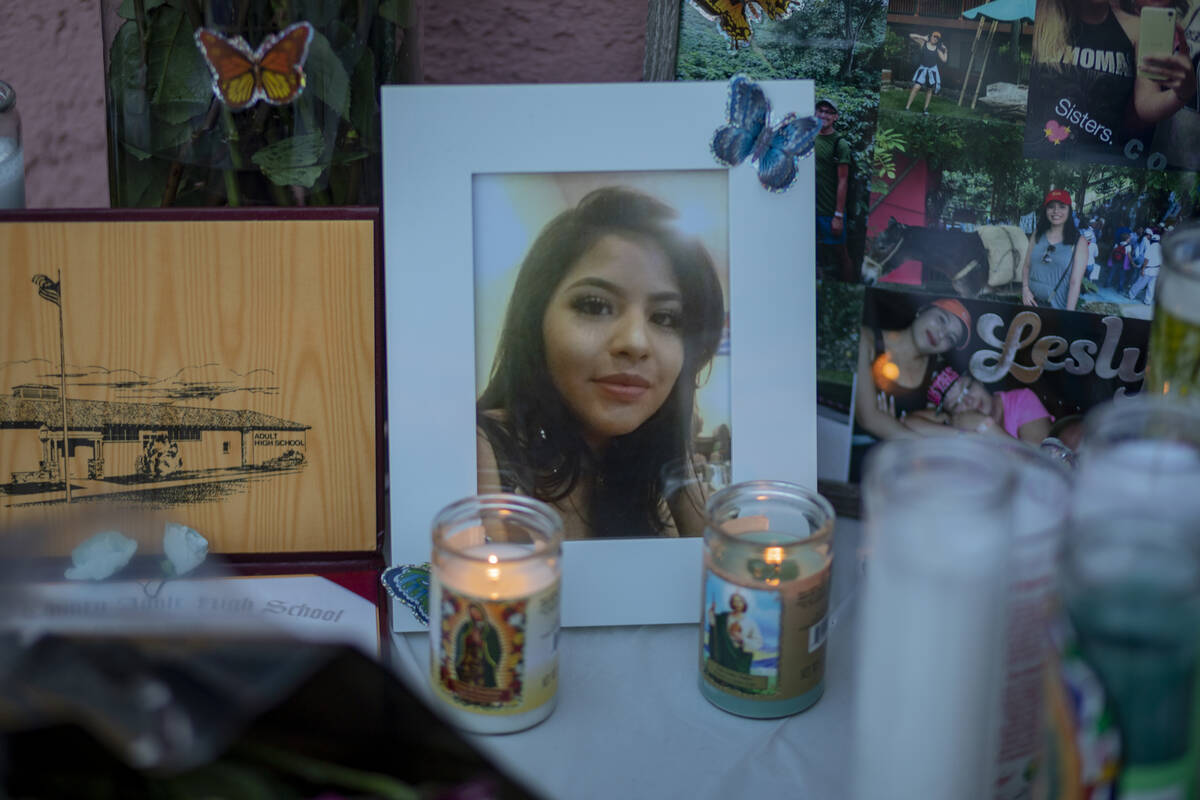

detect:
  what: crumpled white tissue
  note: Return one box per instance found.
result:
[163,522,209,576]
[64,530,138,581]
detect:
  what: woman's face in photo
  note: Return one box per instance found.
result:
[1045,200,1071,226]
[944,375,994,416]
[542,233,685,449]
[911,306,964,354]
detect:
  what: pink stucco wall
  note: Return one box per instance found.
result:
[0,0,109,208]
[868,154,930,286]
[0,0,651,209]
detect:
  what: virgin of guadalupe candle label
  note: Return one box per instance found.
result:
[701,564,830,701]
[432,580,559,716]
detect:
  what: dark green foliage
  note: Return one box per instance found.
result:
[880,28,911,80]
[676,0,888,90]
[871,109,1199,226]
[817,280,865,384]
[104,0,410,206]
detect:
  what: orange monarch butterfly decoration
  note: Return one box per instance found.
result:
[688,0,800,49]
[194,21,315,111]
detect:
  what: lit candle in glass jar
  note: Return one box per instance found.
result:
[699,481,835,719]
[429,495,562,734]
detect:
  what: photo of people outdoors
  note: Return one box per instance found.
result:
[471,172,730,539]
[673,0,885,283]
[671,0,1196,487]
[848,285,1149,479]
[880,7,1033,123]
[703,577,780,694]
[865,108,1198,316]
[672,0,888,480]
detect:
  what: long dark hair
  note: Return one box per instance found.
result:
[1035,201,1081,246]
[477,186,725,538]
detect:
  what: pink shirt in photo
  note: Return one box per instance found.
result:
[999,388,1053,438]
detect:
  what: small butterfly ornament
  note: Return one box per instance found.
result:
[689,0,799,49]
[382,563,431,626]
[712,76,819,192]
[194,21,314,111]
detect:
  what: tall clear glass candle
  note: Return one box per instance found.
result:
[1070,396,1200,798]
[1145,223,1200,399]
[853,436,1015,800]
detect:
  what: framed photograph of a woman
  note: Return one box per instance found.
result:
[473,173,730,542]
[383,80,817,629]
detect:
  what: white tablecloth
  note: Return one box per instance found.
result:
[387,519,865,800]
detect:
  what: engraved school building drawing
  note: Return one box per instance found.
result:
[0,384,309,495]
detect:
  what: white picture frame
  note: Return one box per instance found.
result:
[382,80,817,631]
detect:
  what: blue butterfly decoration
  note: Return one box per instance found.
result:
[712,76,820,192]
[381,563,431,626]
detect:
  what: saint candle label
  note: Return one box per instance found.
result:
[701,564,830,701]
[432,581,559,715]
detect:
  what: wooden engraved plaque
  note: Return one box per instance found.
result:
[0,209,380,556]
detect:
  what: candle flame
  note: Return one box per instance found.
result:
[487,554,499,564]
[764,546,784,565]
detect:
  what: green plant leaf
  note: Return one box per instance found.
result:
[378,0,413,26]
[148,114,198,152]
[113,151,172,206]
[305,31,351,120]
[252,132,326,167]
[121,139,152,160]
[348,46,379,145]
[109,20,147,94]
[116,0,167,20]
[328,20,369,76]
[147,6,212,125]
[330,149,369,165]
[259,164,324,188]
[109,22,155,156]
[290,0,341,27]
[251,132,327,187]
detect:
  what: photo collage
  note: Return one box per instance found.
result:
[675,0,1200,483]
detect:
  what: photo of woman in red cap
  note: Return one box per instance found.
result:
[1020,188,1089,311]
[853,296,972,440]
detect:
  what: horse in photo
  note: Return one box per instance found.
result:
[862,218,1028,298]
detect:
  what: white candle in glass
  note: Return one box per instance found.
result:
[428,496,562,735]
[1072,397,1200,525]
[853,438,1014,800]
[0,137,24,210]
[990,443,1070,800]
[436,541,558,599]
